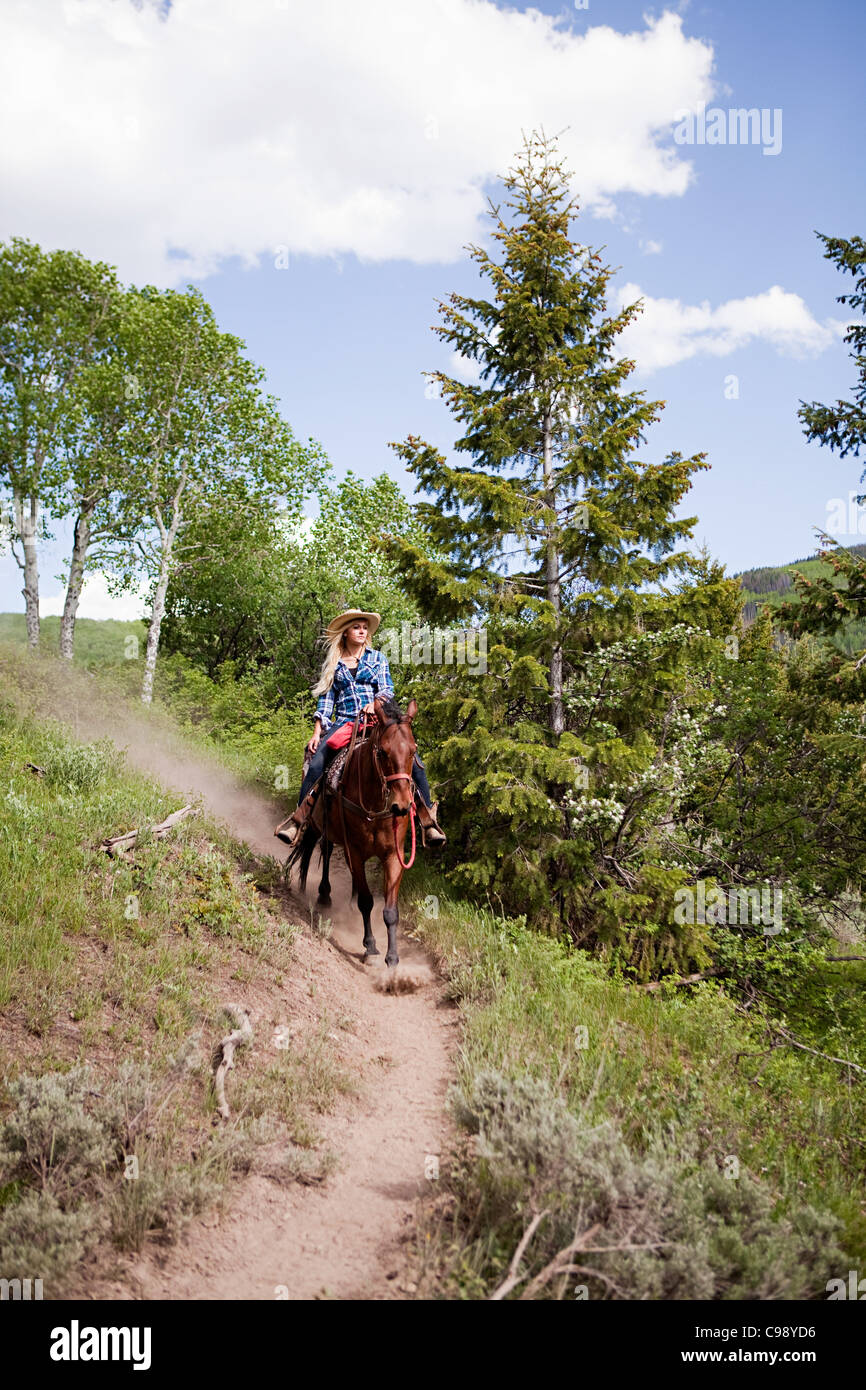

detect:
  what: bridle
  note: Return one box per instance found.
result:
[336,713,417,869]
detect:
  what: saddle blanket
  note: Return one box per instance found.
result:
[302,746,349,796]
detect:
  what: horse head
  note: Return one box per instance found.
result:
[373,696,418,815]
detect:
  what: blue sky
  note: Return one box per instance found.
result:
[1,0,864,617]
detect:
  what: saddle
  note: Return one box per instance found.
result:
[302,745,349,796]
[273,718,377,846]
[304,718,375,798]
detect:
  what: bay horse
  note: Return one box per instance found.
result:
[285,696,419,967]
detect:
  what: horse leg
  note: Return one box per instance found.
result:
[354,858,378,961]
[382,852,405,968]
[317,834,332,907]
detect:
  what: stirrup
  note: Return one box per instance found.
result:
[274,812,302,845]
[274,787,318,844]
[420,801,446,847]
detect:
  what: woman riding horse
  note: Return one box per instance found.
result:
[276,609,446,847]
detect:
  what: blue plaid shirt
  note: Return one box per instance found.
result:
[314,647,395,732]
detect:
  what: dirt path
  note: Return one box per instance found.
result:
[131,898,454,1300]
[61,692,457,1300]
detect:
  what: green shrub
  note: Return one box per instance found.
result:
[451,1068,848,1300]
[0,1055,251,1282]
[43,738,122,793]
[0,1065,113,1195]
[0,1191,101,1284]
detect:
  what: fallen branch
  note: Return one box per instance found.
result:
[25,762,46,777]
[767,1022,866,1078]
[489,1210,550,1301]
[99,804,197,856]
[518,1223,603,1300]
[825,955,866,963]
[521,1233,673,1301]
[211,1005,253,1121]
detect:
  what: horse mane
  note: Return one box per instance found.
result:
[377,696,405,723]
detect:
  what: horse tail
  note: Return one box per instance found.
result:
[285,822,321,891]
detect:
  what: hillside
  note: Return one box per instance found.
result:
[736,543,866,653]
[0,644,451,1297]
[2,637,865,1299]
[0,613,147,666]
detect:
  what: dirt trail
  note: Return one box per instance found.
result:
[22,666,457,1300]
[130,864,455,1300]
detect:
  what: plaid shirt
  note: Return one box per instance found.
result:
[314,647,395,732]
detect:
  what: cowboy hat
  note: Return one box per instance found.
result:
[325,609,381,641]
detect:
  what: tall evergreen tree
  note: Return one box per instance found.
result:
[783,233,866,681]
[385,134,725,944]
[798,233,866,462]
[389,132,707,735]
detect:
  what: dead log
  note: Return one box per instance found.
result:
[99,804,197,856]
[211,1005,253,1121]
[25,762,46,777]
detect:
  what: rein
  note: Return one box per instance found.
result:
[393,799,417,869]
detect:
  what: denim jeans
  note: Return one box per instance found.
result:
[297,720,433,808]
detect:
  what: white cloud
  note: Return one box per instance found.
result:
[614,282,842,373]
[640,239,664,255]
[449,351,483,382]
[41,572,148,621]
[0,0,714,285]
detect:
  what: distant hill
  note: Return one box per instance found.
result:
[0,613,146,666]
[735,542,866,655]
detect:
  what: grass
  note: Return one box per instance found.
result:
[0,644,353,1293]
[0,612,147,666]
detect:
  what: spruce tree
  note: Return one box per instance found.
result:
[386,134,722,942]
[389,132,706,735]
[798,233,865,462]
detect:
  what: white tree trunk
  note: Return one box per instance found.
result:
[59,505,93,660]
[13,491,40,649]
[542,410,564,735]
[141,552,172,705]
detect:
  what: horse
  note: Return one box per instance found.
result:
[285,695,419,967]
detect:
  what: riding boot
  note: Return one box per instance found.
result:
[274,784,320,845]
[415,797,446,847]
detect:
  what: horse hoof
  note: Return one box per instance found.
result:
[318,895,331,907]
[364,952,382,967]
[385,957,398,969]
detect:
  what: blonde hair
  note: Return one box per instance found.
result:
[313,617,374,697]
[311,630,347,697]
